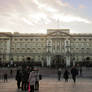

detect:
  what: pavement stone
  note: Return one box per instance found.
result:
[0,78,92,92]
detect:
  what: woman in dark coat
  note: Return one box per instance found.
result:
[16,70,22,89]
[63,69,69,82]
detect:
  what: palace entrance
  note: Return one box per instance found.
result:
[51,55,65,68]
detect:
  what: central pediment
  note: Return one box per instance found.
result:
[47,29,71,37]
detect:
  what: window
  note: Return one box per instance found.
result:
[84,39,86,41]
[30,39,33,41]
[89,39,92,41]
[27,48,30,50]
[38,48,41,50]
[25,39,28,41]
[14,39,17,41]
[36,38,38,41]
[73,38,76,41]
[20,39,22,41]
[41,38,44,41]
[79,38,81,41]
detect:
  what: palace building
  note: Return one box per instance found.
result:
[0,29,92,66]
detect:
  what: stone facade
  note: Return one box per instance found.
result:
[0,29,92,66]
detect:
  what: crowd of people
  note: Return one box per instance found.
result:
[16,66,41,92]
[0,64,83,92]
[58,66,80,83]
[15,65,80,92]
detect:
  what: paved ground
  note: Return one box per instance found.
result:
[0,78,92,92]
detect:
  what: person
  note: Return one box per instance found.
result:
[10,69,13,78]
[26,66,31,90]
[34,68,40,90]
[16,70,22,89]
[21,70,26,91]
[4,73,8,82]
[57,68,61,81]
[63,69,69,82]
[22,67,30,91]
[21,70,28,91]
[71,66,78,83]
[79,66,82,76]
[28,67,35,92]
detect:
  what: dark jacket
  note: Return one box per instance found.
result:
[16,70,21,82]
[63,70,69,79]
[71,67,78,77]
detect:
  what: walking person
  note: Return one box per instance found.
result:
[28,67,35,92]
[16,69,22,89]
[71,66,78,83]
[63,69,69,82]
[57,68,62,81]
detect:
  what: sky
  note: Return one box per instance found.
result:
[0,0,92,34]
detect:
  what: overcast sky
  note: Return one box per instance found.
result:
[0,0,92,34]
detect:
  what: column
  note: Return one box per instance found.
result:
[66,56,70,66]
[65,38,70,67]
[47,55,51,66]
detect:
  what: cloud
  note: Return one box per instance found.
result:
[0,0,91,33]
[79,4,86,9]
[52,14,91,23]
[22,17,34,26]
[56,0,72,8]
[32,0,58,12]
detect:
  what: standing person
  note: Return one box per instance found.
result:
[34,68,40,90]
[21,70,25,91]
[63,69,69,82]
[22,70,27,91]
[10,69,13,78]
[22,68,30,91]
[4,72,8,82]
[71,66,78,83]
[28,67,35,92]
[79,66,82,76]
[26,66,30,90]
[16,70,21,89]
[57,68,62,81]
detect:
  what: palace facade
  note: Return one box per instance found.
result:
[0,29,92,66]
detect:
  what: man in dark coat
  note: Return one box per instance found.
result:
[71,66,78,83]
